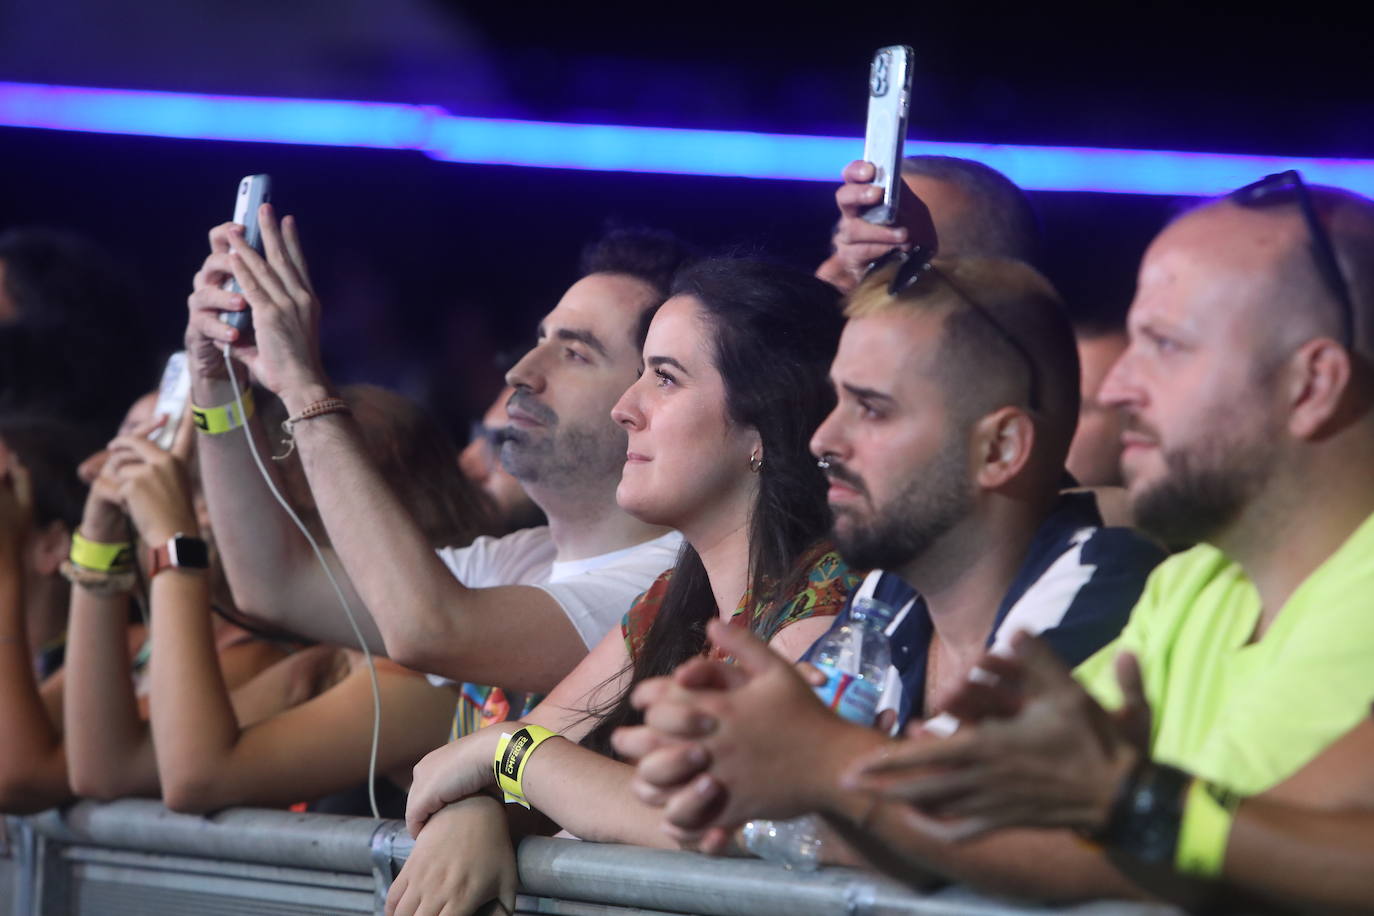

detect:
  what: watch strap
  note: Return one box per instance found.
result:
[148,534,209,578]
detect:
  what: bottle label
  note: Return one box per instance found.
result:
[813,665,879,726]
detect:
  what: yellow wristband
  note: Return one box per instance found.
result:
[1175,778,1239,877]
[70,532,134,572]
[191,387,255,435]
[493,724,558,809]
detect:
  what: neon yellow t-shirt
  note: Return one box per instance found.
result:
[1076,510,1374,795]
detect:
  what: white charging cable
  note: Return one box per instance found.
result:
[223,345,383,819]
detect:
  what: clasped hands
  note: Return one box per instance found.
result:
[615,623,1152,852]
[81,411,199,548]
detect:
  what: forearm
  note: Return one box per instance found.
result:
[147,569,247,802]
[521,734,679,848]
[1218,802,1374,911]
[63,585,159,800]
[0,558,69,811]
[798,723,1146,902]
[828,801,1149,903]
[279,386,471,665]
[433,722,676,849]
[192,374,366,646]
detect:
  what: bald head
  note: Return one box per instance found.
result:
[901,156,1043,267]
[1159,185,1374,382]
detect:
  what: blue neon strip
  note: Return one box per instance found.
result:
[0,82,431,149]
[2,80,1372,198]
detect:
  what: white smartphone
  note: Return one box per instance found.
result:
[148,351,191,450]
[860,46,914,225]
[219,174,272,338]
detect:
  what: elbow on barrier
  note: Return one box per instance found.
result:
[158,779,224,817]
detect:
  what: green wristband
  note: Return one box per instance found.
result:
[1176,779,1240,878]
[70,532,134,572]
[191,386,255,435]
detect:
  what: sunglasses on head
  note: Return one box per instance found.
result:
[1230,170,1354,348]
[866,246,1042,411]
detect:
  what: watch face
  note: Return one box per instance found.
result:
[171,536,210,569]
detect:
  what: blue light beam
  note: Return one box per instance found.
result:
[2,81,1372,198]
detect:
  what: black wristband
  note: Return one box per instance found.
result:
[1093,759,1192,865]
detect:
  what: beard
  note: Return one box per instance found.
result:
[1124,394,1279,549]
[1130,437,1274,549]
[829,436,974,572]
[497,391,626,492]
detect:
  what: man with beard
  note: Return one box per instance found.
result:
[623,176,1374,906]
[183,222,688,694]
[803,252,1162,732]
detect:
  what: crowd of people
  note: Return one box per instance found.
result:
[2,148,1372,915]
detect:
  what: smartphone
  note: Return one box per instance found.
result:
[219,174,272,339]
[148,351,191,450]
[860,46,914,225]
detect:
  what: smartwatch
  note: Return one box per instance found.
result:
[148,533,211,578]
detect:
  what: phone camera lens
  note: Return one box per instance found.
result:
[870,54,890,96]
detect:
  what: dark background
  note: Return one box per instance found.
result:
[1,1,1370,433]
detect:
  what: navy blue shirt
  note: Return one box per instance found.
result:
[805,492,1164,729]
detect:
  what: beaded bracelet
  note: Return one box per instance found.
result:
[275,397,351,460]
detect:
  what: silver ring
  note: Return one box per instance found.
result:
[816,456,832,471]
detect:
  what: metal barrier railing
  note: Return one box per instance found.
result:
[3,800,1182,916]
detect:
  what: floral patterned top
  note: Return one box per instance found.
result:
[621,545,860,662]
[451,683,543,741]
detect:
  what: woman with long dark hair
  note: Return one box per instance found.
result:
[389,259,859,916]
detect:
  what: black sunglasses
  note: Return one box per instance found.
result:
[867,246,1041,411]
[1230,170,1354,347]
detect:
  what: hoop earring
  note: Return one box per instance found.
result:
[749,447,763,473]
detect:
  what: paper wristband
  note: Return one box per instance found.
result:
[493,725,558,808]
[1175,778,1240,877]
[70,532,134,572]
[191,386,255,435]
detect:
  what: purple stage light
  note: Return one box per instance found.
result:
[1,80,1371,198]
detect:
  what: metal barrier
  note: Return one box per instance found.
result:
[4,800,1182,916]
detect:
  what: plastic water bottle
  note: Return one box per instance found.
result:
[742,596,896,870]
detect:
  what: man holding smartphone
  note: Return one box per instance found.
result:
[183,220,690,696]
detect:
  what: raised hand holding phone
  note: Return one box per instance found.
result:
[185,176,270,382]
[107,407,200,549]
[817,46,938,292]
[223,204,328,404]
[79,411,165,545]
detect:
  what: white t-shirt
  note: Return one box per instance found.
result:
[434,527,682,648]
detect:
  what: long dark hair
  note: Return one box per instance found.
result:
[582,258,844,756]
